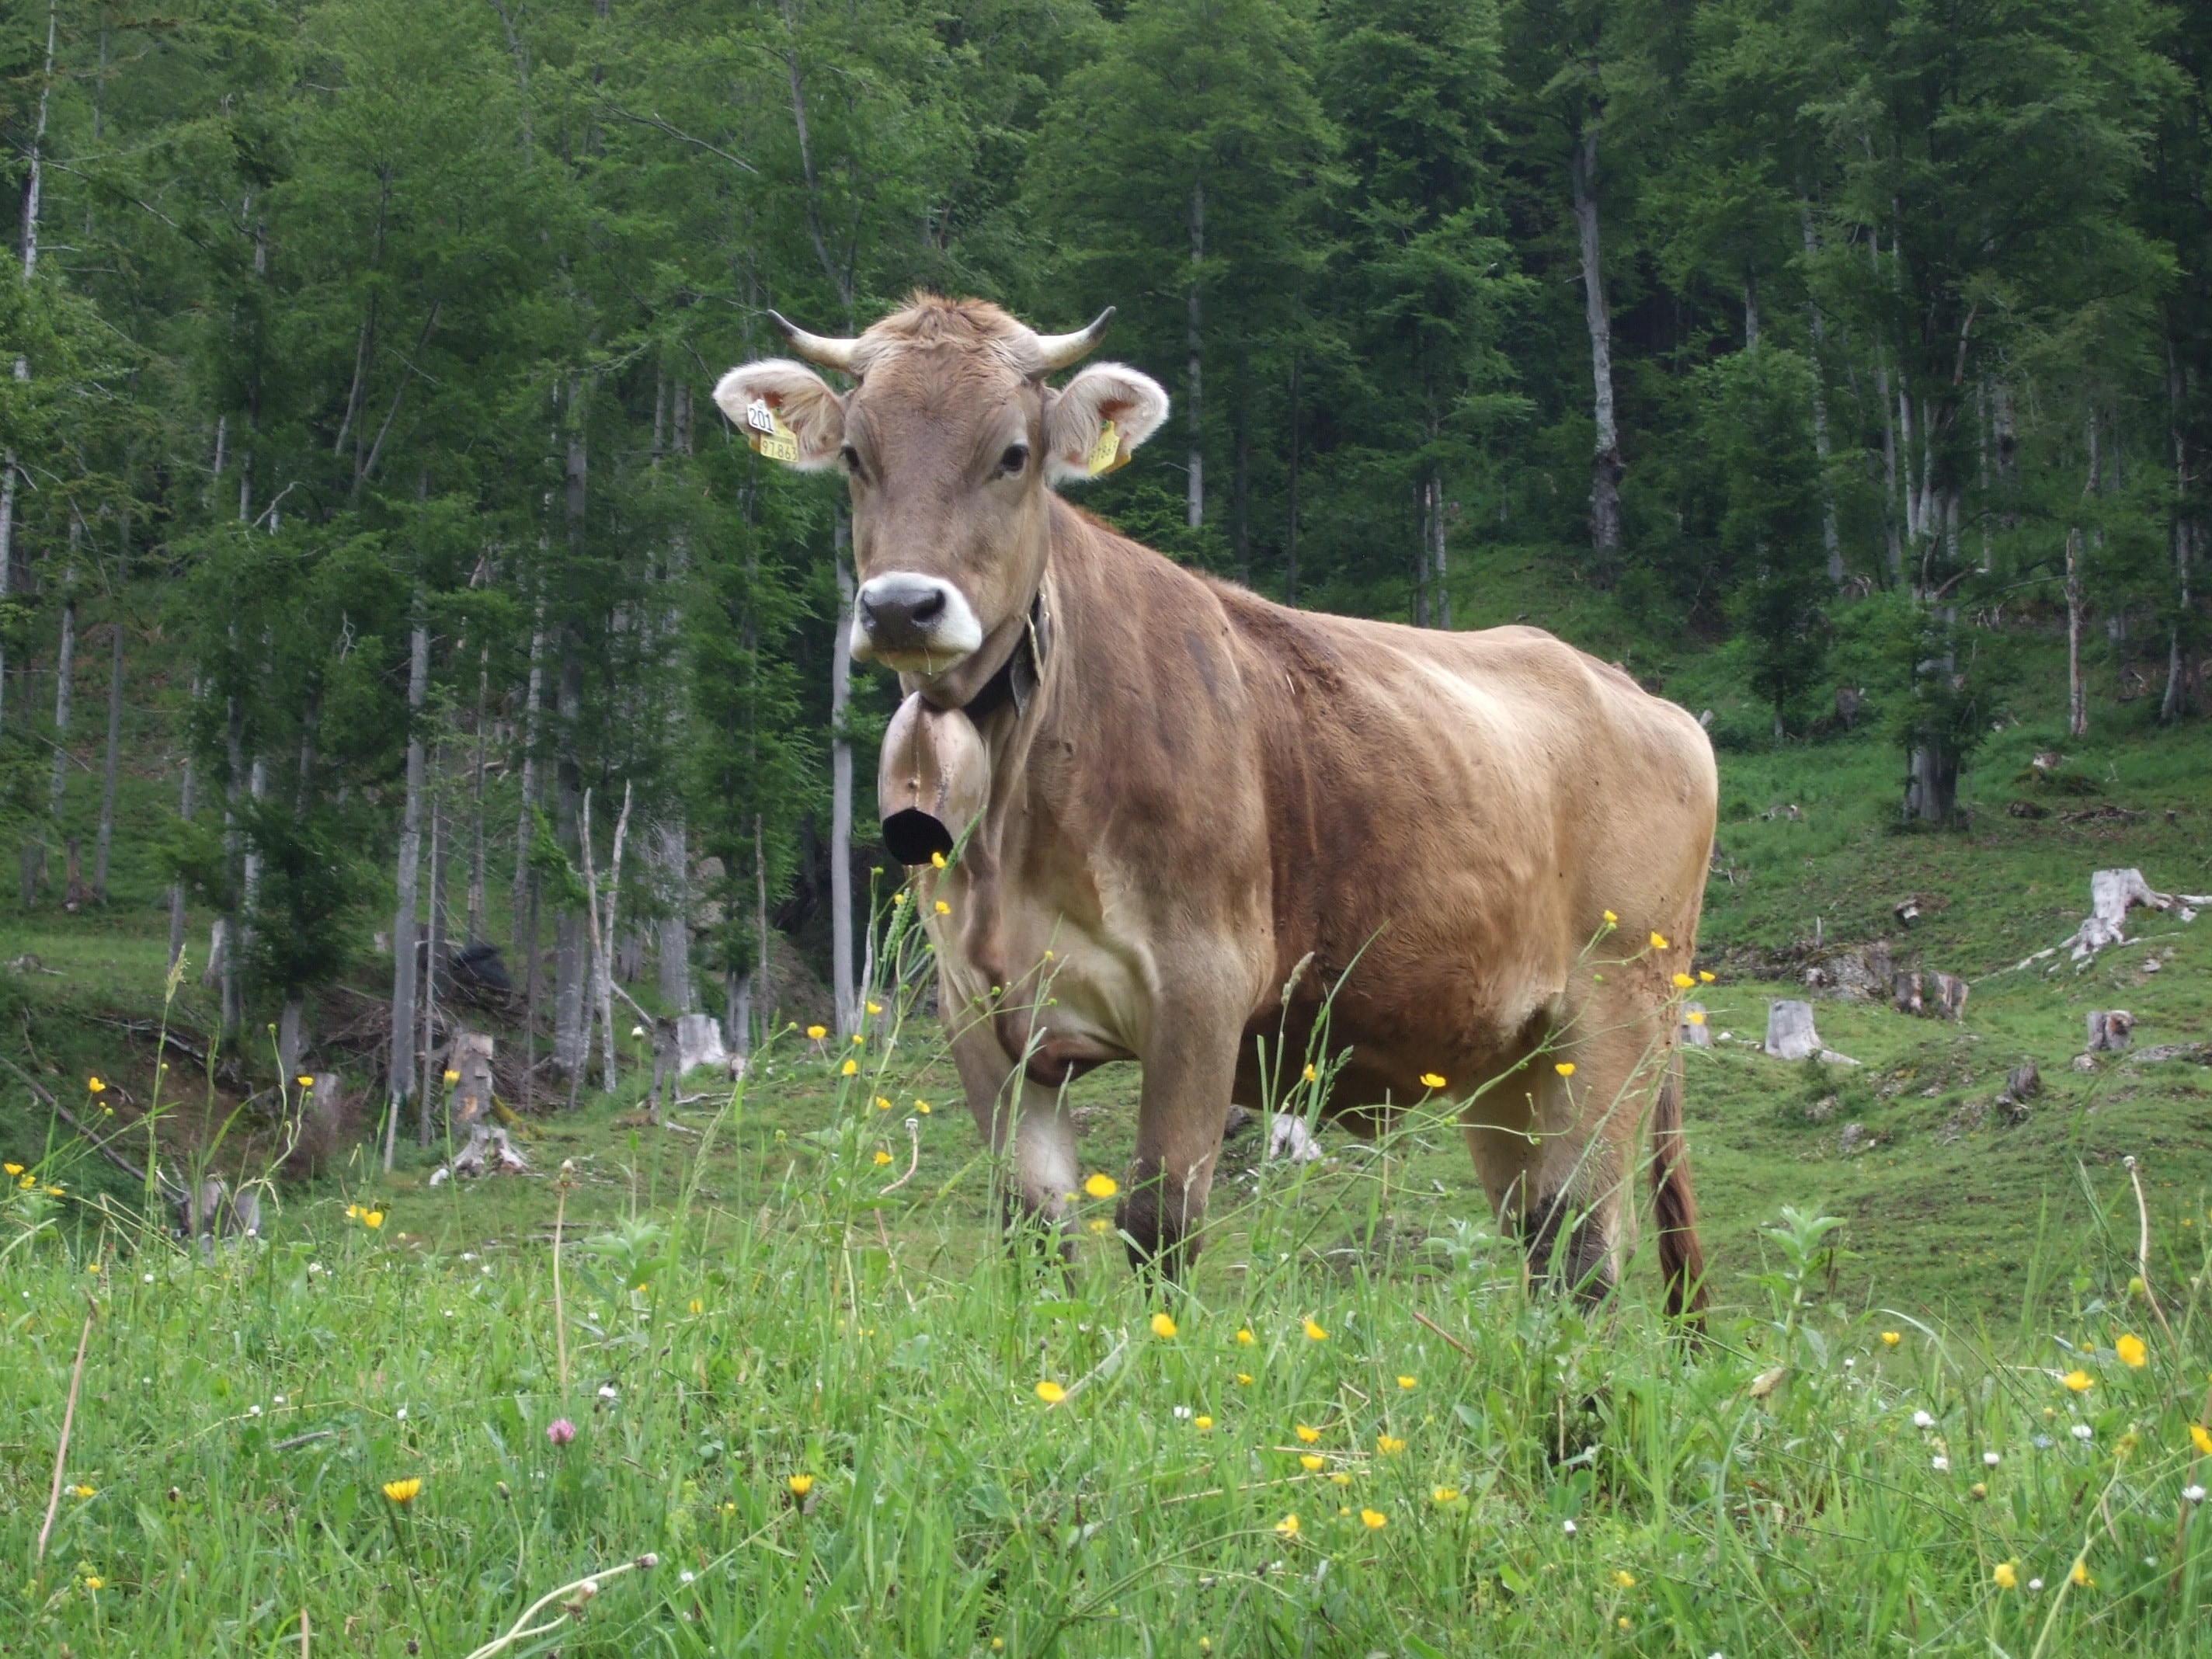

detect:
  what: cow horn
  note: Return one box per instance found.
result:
[1032,307,1115,372]
[767,309,858,372]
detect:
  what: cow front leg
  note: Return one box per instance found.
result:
[1120,1014,1243,1282]
[948,1016,1080,1260]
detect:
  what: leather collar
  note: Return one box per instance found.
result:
[958,591,1049,722]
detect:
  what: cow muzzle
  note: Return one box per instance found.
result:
[851,572,985,673]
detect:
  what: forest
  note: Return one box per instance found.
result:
[0,0,2207,1138]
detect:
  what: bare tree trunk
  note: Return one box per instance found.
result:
[513,591,545,944]
[418,740,446,1145]
[384,609,429,1171]
[467,644,489,942]
[1285,353,1302,607]
[2165,354,2196,725]
[93,614,123,903]
[830,514,857,1038]
[167,685,197,969]
[1800,205,1842,585]
[655,821,690,1011]
[579,784,633,1093]
[553,406,590,1081]
[48,586,75,843]
[0,2,57,604]
[1570,126,1622,573]
[1743,268,1759,350]
[1231,363,1250,585]
[1431,474,1450,628]
[1186,177,1205,530]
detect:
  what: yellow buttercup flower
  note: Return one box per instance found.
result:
[841,1059,858,1076]
[1359,1508,1386,1530]
[1236,1327,1256,1345]
[297,1075,315,1087]
[1035,1380,1066,1404]
[87,1077,105,1094]
[1150,1313,1178,1340]
[934,899,951,915]
[382,1477,422,1504]
[2,1163,19,1175]
[2190,1424,2212,1456]
[1418,1072,1446,1090]
[689,1299,704,1315]
[1612,1570,1636,1589]
[2116,1333,2148,1368]
[1193,1415,1213,1431]
[1602,909,1618,924]
[1303,1063,1318,1083]
[1087,1218,1111,1233]
[1303,1319,1328,1342]
[2070,1559,2092,1588]
[1275,1514,1300,1537]
[1296,1424,1321,1444]
[930,850,947,868]
[1649,932,1669,950]
[363,1210,384,1229]
[1300,1453,1324,1472]
[1431,1486,1459,1504]
[1084,1173,1118,1198]
[1699,969,1715,983]
[1671,972,1695,989]
[1376,1435,1406,1456]
[806,1024,827,1040]
[872,1149,892,1166]
[1554,1062,1576,1077]
[442,1069,460,1085]
[875,1096,893,1111]
[71,1483,96,1498]
[1329,1471,1351,1486]
[1396,1376,1417,1390]
[82,1574,103,1591]
[1235,1372,1254,1386]
[2063,1370,2092,1393]
[788,1473,814,1497]
[866,1000,882,1015]
[892,891,907,906]
[1993,1560,2018,1589]
[1881,1331,1901,1347]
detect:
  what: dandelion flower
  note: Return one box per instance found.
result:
[546,1418,577,1446]
[2070,1560,2092,1588]
[2,1163,19,1175]
[806,1024,827,1040]
[1554,1062,1576,1077]
[1300,1453,1325,1472]
[1275,1514,1300,1537]
[1236,1372,1254,1386]
[1236,1327,1256,1345]
[2116,1334,2148,1368]
[1084,1173,1119,1198]
[1396,1376,1417,1390]
[934,899,951,915]
[1419,1073,1446,1090]
[1432,1487,1459,1504]
[1992,1560,2018,1589]
[1612,1570,1637,1589]
[1296,1424,1321,1444]
[1194,1415,1213,1431]
[788,1474,814,1497]
[1151,1313,1179,1340]
[363,1210,384,1229]
[1035,1380,1066,1404]
[872,1149,893,1166]
[87,1077,105,1094]
[2191,1425,2212,1456]
[1881,1331,1901,1347]
[1672,972,1695,989]
[382,1478,422,1504]
[1650,932,1669,950]
[1359,1508,1386,1529]
[930,850,948,869]
[1377,1435,1406,1456]
[1303,1319,1327,1342]
[71,1483,96,1499]
[2063,1370,2092,1393]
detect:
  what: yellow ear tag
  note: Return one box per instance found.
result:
[745,398,800,464]
[1086,418,1127,478]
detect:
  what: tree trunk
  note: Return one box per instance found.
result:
[1231,363,1250,585]
[93,614,123,903]
[553,635,587,1082]
[513,595,546,948]
[2164,364,2194,725]
[0,2,57,607]
[1743,268,1759,350]
[1285,353,1302,607]
[1569,127,1622,574]
[385,610,429,1171]
[168,698,196,969]
[655,820,691,1012]
[830,514,858,1038]
[1431,474,1450,628]
[49,586,75,840]
[466,644,489,942]
[417,740,446,1145]
[1186,177,1205,531]
[221,682,244,1038]
[1800,205,1842,584]
[2067,528,2088,739]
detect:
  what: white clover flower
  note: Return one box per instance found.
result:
[143,1273,155,1284]
[1983,1451,2000,1467]
[249,1404,263,1416]
[2187,1485,2207,1504]
[1173,1405,1193,1420]
[396,1407,408,1421]
[273,1395,285,1406]
[308,1263,323,1275]
[2071,1423,2093,1442]
[1562,1519,1577,1536]
[1912,1410,1936,1429]
[2027,1578,2043,1592]
[680,1569,697,1584]
[598,1383,619,1402]
[1930,1455,1949,1472]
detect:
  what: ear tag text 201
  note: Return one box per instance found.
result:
[1086,418,1128,477]
[746,398,799,464]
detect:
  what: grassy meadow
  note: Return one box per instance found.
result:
[9,638,2212,1654]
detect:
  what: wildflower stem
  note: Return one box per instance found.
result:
[1410,1306,1476,1360]
[2123,1156,2177,1347]
[458,1558,645,1659]
[35,1303,95,1562]
[552,1181,570,1395]
[2026,1461,2127,1659]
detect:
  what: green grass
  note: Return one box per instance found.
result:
[12,621,2212,1650]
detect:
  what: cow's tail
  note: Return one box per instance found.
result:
[1651,1052,1708,1320]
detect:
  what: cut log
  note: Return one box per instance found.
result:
[1765,1000,1823,1061]
[2005,1063,2042,1101]
[1893,969,1969,1021]
[2085,1010,2134,1052]
[1679,1002,1713,1047]
[676,1012,729,1075]
[2066,868,2208,961]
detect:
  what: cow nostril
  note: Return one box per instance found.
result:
[911,590,946,627]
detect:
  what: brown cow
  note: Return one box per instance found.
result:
[714,295,1715,1313]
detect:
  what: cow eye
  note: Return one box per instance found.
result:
[840,444,863,477]
[998,443,1028,476]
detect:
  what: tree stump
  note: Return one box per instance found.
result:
[676,1013,729,1075]
[1680,1002,1713,1047]
[430,1029,527,1184]
[1765,1000,1823,1060]
[2085,1010,2134,1053]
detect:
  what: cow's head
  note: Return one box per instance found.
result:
[711,295,1168,697]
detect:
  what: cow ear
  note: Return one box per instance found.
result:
[711,359,846,470]
[1043,363,1170,484]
